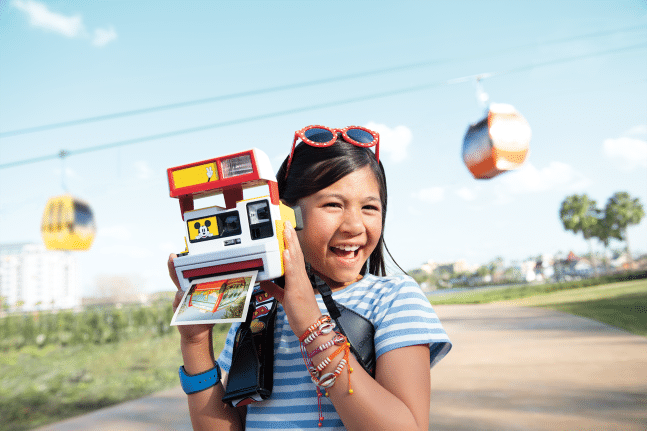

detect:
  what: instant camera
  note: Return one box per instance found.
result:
[167,148,302,291]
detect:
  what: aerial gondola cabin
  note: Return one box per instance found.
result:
[462,103,531,179]
[41,194,96,251]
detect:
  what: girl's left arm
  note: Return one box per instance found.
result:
[261,222,433,430]
[325,343,431,431]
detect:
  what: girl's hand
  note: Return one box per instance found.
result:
[168,254,214,345]
[260,221,322,337]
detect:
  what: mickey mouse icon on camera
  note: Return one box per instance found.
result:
[194,220,214,240]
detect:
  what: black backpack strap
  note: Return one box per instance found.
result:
[309,270,376,378]
[222,289,277,407]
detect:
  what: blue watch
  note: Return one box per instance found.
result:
[179,361,222,395]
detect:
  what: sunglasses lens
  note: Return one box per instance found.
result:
[304,128,334,143]
[346,128,374,144]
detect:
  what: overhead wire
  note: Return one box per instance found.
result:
[0,42,645,170]
[0,59,448,138]
[0,24,643,139]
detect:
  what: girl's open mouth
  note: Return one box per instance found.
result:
[330,245,360,259]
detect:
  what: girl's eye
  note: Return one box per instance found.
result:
[364,204,381,212]
[324,202,342,208]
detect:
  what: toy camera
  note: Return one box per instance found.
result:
[167,148,301,291]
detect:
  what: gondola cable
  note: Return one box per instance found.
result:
[0,42,645,172]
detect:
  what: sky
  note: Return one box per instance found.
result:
[1,0,646,297]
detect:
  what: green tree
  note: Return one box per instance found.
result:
[604,192,645,264]
[591,208,614,272]
[559,194,599,269]
[475,265,489,277]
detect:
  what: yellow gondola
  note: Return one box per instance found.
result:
[462,103,531,179]
[41,194,96,251]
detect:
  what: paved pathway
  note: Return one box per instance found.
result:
[428,304,647,431]
[36,304,647,430]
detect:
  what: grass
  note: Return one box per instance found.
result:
[428,271,646,305]
[431,278,647,336]
[509,279,647,336]
[0,326,229,431]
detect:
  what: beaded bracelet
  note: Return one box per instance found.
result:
[298,316,355,428]
[299,331,340,379]
[312,343,354,395]
[301,321,336,346]
[308,332,346,358]
[298,315,332,343]
[314,342,348,374]
[307,340,353,427]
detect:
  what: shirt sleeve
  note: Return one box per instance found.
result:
[372,276,452,368]
[217,322,241,373]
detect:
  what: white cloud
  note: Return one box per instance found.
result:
[412,186,445,203]
[603,136,647,170]
[93,26,117,47]
[456,186,478,201]
[12,0,117,47]
[12,0,83,37]
[364,122,412,162]
[625,125,647,138]
[499,161,590,194]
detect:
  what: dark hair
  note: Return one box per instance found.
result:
[277,139,388,276]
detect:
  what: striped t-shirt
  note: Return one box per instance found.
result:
[218,273,452,430]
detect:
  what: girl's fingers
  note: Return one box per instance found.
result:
[172,289,183,311]
[283,221,304,274]
[167,254,182,291]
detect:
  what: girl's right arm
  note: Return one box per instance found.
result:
[168,254,244,431]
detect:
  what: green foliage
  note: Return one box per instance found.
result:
[475,265,489,277]
[559,194,598,240]
[429,270,647,305]
[0,299,223,430]
[0,300,178,352]
[559,192,644,260]
[0,329,229,431]
[605,191,645,239]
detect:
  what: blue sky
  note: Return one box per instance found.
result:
[1,1,646,296]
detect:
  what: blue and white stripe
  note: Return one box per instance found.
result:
[218,274,451,430]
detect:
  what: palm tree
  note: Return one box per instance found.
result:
[604,192,645,265]
[559,194,599,271]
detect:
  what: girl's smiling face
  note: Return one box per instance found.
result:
[296,165,383,289]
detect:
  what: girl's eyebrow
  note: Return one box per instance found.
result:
[318,193,381,204]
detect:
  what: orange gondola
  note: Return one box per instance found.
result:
[462,103,531,179]
[41,194,96,251]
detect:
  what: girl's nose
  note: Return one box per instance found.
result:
[340,208,364,236]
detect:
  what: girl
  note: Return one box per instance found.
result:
[168,125,451,430]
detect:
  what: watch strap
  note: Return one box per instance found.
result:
[179,361,221,395]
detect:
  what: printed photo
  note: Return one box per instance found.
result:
[171,271,257,325]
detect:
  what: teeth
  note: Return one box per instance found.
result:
[335,245,360,252]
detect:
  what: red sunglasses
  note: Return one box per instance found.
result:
[285,125,380,180]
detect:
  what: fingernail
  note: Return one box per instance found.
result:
[285,220,293,229]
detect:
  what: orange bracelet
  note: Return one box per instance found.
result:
[298,315,332,343]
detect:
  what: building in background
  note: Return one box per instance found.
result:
[0,243,80,312]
